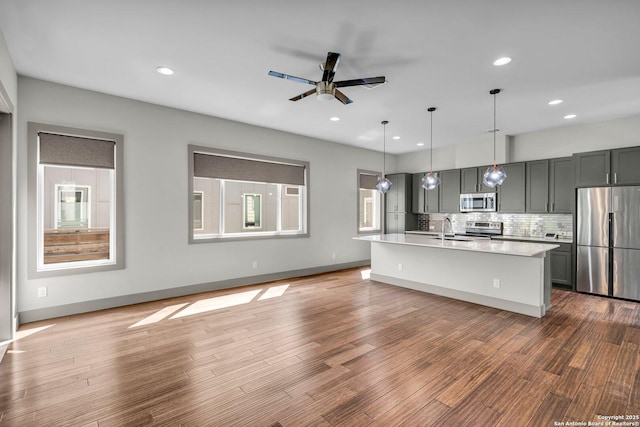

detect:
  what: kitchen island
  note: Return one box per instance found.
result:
[355,233,559,318]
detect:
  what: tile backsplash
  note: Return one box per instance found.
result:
[422,212,573,238]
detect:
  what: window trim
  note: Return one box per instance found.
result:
[188,144,310,243]
[28,122,125,278]
[357,169,383,235]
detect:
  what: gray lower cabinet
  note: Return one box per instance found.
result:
[461,166,496,193]
[497,162,525,212]
[550,243,574,289]
[439,169,461,213]
[386,212,417,234]
[385,173,416,233]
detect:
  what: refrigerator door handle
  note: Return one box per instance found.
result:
[606,173,609,184]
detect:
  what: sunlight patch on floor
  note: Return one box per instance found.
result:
[14,324,55,341]
[129,303,189,328]
[170,289,263,319]
[361,269,372,280]
[258,284,289,300]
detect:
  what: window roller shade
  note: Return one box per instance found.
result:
[194,153,305,185]
[39,132,115,169]
[359,173,380,190]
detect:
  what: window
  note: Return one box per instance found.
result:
[193,192,204,230]
[56,185,90,229]
[242,194,262,229]
[357,170,382,233]
[188,145,309,242]
[28,123,124,277]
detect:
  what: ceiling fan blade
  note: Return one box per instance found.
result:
[268,71,317,86]
[334,89,353,105]
[289,88,317,102]
[321,52,341,83]
[334,76,386,88]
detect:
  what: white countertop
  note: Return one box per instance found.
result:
[494,235,573,244]
[355,233,559,257]
[405,230,573,244]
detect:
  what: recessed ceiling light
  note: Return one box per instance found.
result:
[156,66,174,76]
[564,114,577,119]
[329,116,340,121]
[493,57,512,66]
[417,142,425,146]
[393,136,400,140]
[548,99,563,105]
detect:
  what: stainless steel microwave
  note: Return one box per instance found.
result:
[459,193,497,212]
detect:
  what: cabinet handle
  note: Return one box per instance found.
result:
[614,173,618,184]
[551,202,555,212]
[606,173,609,184]
[545,202,548,213]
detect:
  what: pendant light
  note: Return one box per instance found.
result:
[482,89,507,188]
[376,120,392,193]
[421,107,440,190]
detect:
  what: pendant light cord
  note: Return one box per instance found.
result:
[493,91,497,168]
[429,109,433,173]
[381,120,388,177]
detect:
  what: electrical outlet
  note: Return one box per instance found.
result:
[37,287,47,297]
[493,279,501,289]
[398,263,403,271]
[252,261,258,269]
[331,252,336,260]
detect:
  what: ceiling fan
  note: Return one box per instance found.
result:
[268,51,386,105]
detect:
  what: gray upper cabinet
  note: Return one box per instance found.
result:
[385,173,412,213]
[549,157,575,213]
[411,173,426,214]
[412,172,439,214]
[461,168,479,193]
[526,160,549,213]
[575,147,640,187]
[611,146,640,185]
[526,157,574,213]
[574,150,611,187]
[461,166,496,193]
[439,169,461,213]
[497,162,525,213]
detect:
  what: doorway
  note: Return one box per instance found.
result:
[0,111,14,344]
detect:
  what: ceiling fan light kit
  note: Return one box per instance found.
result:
[268,51,386,105]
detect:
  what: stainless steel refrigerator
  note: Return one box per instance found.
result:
[577,186,640,301]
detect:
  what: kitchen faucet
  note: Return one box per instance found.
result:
[442,217,452,243]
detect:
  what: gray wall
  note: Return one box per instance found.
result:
[0,30,17,341]
[397,114,640,172]
[16,77,386,318]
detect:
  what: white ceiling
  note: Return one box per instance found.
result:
[1,0,640,154]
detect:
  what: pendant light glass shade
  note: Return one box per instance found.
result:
[421,171,440,190]
[376,177,392,193]
[376,120,392,194]
[483,164,507,188]
[482,89,507,188]
[421,107,440,190]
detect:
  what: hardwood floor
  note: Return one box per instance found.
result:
[1,267,639,426]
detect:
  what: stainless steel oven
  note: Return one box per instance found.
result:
[459,193,497,212]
